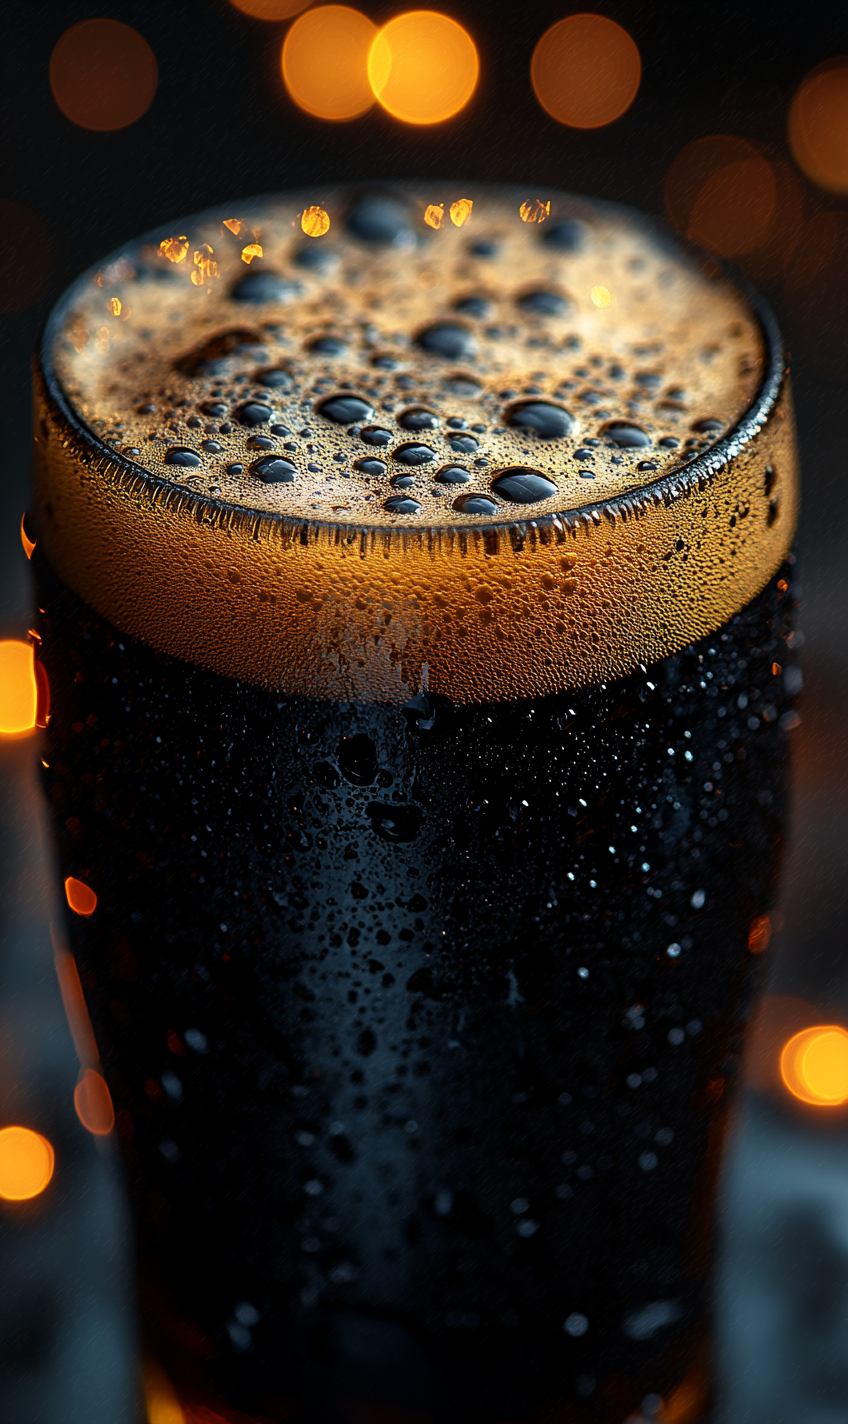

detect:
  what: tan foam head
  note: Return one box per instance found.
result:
[33,185,798,702]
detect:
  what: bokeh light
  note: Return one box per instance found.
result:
[74,1070,115,1136]
[748,913,771,953]
[302,205,331,236]
[282,7,376,121]
[65,876,98,917]
[450,198,473,227]
[591,285,612,307]
[0,640,38,736]
[368,12,479,125]
[520,199,551,223]
[54,948,101,1069]
[50,20,158,132]
[143,1360,186,1424]
[789,59,848,194]
[0,202,51,314]
[230,0,312,17]
[531,15,641,129]
[0,1126,55,1202]
[20,514,36,560]
[781,1025,848,1106]
[665,136,777,257]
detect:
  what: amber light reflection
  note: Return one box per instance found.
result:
[74,1069,115,1136]
[0,640,39,736]
[230,0,311,17]
[665,136,779,257]
[50,20,158,131]
[789,59,848,194]
[0,1126,55,1202]
[65,876,98,917]
[781,1026,848,1106]
[368,11,479,125]
[282,6,377,121]
[531,14,641,129]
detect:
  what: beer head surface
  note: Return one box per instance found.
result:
[34,185,798,702]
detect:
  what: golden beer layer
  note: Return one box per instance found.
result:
[33,186,798,702]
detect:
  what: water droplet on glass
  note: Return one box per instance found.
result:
[345,194,413,247]
[453,492,498,515]
[201,439,223,453]
[360,427,393,447]
[318,394,374,425]
[637,460,658,471]
[308,335,348,356]
[658,436,679,448]
[434,466,471,485]
[453,294,491,319]
[393,443,436,466]
[442,374,482,398]
[165,447,201,467]
[603,422,651,448]
[366,802,422,842]
[230,271,301,304]
[416,323,476,361]
[355,458,387,476]
[235,401,273,427]
[691,417,724,433]
[293,243,339,272]
[506,401,575,440]
[338,735,377,785]
[251,456,297,484]
[447,433,479,453]
[542,218,587,252]
[390,473,417,488]
[246,435,276,450]
[398,408,440,432]
[491,468,558,503]
[384,495,422,514]
[255,367,293,390]
[518,289,568,317]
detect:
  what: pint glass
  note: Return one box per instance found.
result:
[30,186,799,1424]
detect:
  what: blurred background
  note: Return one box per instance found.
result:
[2,1,848,1419]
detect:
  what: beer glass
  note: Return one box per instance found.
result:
[30,186,799,1424]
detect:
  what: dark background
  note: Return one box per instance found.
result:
[3,3,848,1420]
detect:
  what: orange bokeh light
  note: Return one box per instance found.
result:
[282,6,377,121]
[0,640,38,736]
[65,877,98,917]
[20,515,36,560]
[50,20,158,132]
[75,1070,115,1136]
[0,1126,55,1202]
[789,59,848,195]
[230,0,312,17]
[665,136,777,257]
[781,1025,848,1106]
[531,14,641,129]
[368,11,479,126]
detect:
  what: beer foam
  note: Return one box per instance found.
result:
[34,186,798,701]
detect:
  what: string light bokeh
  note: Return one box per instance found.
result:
[788,59,848,194]
[530,14,641,129]
[49,20,158,131]
[0,1127,55,1203]
[230,0,311,17]
[0,640,37,735]
[781,1026,848,1106]
[282,6,376,121]
[368,11,479,125]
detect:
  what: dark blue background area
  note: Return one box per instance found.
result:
[2,3,848,1420]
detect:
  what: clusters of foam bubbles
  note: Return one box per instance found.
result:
[35,185,798,701]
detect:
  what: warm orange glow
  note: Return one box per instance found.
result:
[450,198,473,227]
[425,203,444,229]
[531,14,641,129]
[231,0,311,16]
[54,947,100,1068]
[191,246,218,287]
[368,12,479,125]
[159,237,189,264]
[223,218,244,236]
[0,1126,55,1202]
[109,297,122,316]
[241,243,264,264]
[74,1070,115,1136]
[0,640,38,735]
[781,1026,848,1106]
[282,7,377,121]
[301,205,331,237]
[591,285,612,307]
[665,136,777,257]
[789,60,848,194]
[50,20,158,132]
[520,199,550,223]
[20,514,36,561]
[143,1360,187,1424]
[65,877,98,917]
[748,913,771,954]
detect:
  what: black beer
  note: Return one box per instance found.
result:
[31,187,800,1424]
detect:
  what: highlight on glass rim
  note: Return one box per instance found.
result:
[10,2,848,1422]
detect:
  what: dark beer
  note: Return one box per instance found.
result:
[31,187,799,1424]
